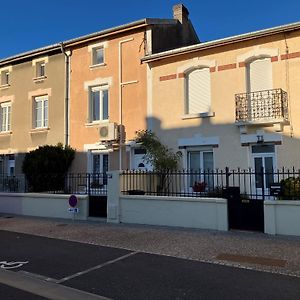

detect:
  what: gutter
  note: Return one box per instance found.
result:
[60,42,72,146]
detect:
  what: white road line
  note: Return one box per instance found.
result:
[57,251,139,283]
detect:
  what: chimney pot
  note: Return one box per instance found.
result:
[173,4,189,24]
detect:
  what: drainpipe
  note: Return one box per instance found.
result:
[118,38,135,170]
[60,42,72,146]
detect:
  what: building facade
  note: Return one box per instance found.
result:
[144,22,300,194]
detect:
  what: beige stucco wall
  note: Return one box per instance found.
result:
[0,53,66,173]
[69,29,148,172]
[149,30,300,169]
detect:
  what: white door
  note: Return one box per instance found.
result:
[251,145,275,197]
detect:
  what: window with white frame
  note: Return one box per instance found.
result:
[89,86,109,122]
[1,70,10,86]
[0,102,11,132]
[186,68,211,114]
[34,95,48,128]
[92,47,104,66]
[36,61,46,78]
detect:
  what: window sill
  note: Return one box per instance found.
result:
[30,127,50,134]
[85,120,109,127]
[0,84,10,90]
[181,112,215,120]
[0,131,12,136]
[33,76,47,83]
[89,63,106,69]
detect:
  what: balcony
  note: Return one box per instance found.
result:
[235,89,289,127]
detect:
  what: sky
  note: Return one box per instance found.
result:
[1,0,300,59]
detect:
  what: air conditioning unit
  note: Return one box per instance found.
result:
[99,122,119,141]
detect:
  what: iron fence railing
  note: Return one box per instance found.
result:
[0,173,107,195]
[121,168,300,200]
[235,88,288,123]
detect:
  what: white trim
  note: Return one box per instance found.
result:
[84,77,112,91]
[182,112,215,119]
[0,66,12,73]
[146,64,153,130]
[177,58,216,74]
[87,41,108,52]
[240,133,282,144]
[32,56,48,66]
[237,46,279,63]
[178,135,219,148]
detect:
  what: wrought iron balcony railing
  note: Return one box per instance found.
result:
[235,88,288,123]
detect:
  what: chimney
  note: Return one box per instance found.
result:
[173,4,189,24]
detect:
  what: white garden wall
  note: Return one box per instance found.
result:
[0,193,88,220]
[264,200,300,236]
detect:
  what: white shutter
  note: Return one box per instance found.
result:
[247,58,272,92]
[187,68,211,114]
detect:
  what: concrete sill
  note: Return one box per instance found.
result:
[0,84,10,90]
[85,120,109,127]
[0,131,12,136]
[33,76,47,83]
[30,127,50,134]
[182,112,215,120]
[89,63,106,69]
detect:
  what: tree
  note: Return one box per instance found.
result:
[135,130,181,171]
[22,144,75,192]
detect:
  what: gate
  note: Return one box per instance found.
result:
[223,187,264,232]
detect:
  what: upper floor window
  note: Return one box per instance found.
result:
[1,70,10,86]
[0,102,11,132]
[34,95,48,128]
[246,57,272,93]
[89,86,108,122]
[92,47,104,66]
[186,68,211,115]
[36,61,46,78]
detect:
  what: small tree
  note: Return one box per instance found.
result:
[135,130,181,194]
[22,144,75,192]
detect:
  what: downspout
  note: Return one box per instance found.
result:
[60,42,72,146]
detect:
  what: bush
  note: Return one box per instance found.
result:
[22,144,75,192]
[280,177,300,200]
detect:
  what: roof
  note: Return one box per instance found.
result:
[142,20,300,62]
[0,18,177,66]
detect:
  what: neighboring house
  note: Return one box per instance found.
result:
[143,21,300,194]
[0,45,67,176]
[64,4,198,173]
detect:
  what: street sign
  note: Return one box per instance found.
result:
[68,207,79,213]
[69,195,78,207]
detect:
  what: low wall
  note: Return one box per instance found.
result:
[0,193,89,220]
[119,195,228,231]
[264,200,300,236]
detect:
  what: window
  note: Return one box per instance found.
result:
[0,102,11,132]
[89,86,109,122]
[36,61,46,77]
[186,68,211,114]
[34,96,48,128]
[92,47,104,65]
[1,70,10,86]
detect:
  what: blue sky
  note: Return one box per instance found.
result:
[1,0,300,59]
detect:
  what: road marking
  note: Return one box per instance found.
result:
[0,261,28,269]
[0,268,111,300]
[57,251,138,283]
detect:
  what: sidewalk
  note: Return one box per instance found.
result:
[0,214,299,277]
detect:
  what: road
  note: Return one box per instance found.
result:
[0,230,299,299]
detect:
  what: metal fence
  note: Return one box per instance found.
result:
[0,173,108,195]
[121,168,300,200]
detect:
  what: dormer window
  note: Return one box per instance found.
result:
[0,68,11,87]
[32,57,48,82]
[88,41,107,68]
[92,47,104,65]
[36,61,46,78]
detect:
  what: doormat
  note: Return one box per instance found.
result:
[216,253,287,267]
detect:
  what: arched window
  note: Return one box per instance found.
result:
[186,68,211,115]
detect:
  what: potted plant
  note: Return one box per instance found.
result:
[192,181,207,192]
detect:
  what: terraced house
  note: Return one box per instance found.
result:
[143,21,300,196]
[0,44,67,176]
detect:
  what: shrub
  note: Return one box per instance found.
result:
[280,177,300,200]
[22,144,75,192]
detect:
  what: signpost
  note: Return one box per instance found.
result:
[68,195,79,220]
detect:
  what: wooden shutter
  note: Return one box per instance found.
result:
[247,58,272,92]
[187,68,211,114]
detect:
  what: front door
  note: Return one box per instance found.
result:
[251,144,275,198]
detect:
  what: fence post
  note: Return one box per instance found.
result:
[261,167,265,200]
[225,167,230,188]
[107,171,121,223]
[87,173,91,196]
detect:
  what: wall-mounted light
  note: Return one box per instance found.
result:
[257,135,264,144]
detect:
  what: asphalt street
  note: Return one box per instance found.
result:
[0,230,299,300]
